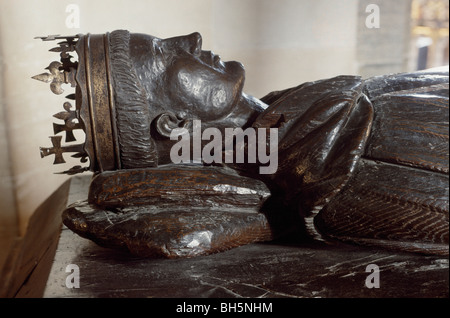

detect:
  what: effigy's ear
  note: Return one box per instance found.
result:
[154,112,190,138]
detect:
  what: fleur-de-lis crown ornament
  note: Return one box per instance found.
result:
[34,35,88,174]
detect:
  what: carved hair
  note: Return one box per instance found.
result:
[109,30,158,168]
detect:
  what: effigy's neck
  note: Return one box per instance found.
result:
[208,93,267,131]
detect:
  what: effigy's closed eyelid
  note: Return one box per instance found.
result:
[150,38,159,55]
[151,39,170,65]
[188,33,202,57]
[192,44,201,57]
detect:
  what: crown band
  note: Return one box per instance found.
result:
[77,33,118,172]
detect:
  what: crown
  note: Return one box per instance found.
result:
[34,31,158,175]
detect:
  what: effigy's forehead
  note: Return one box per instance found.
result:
[129,33,160,52]
[129,32,184,49]
[128,32,179,64]
[131,33,160,42]
[127,33,168,76]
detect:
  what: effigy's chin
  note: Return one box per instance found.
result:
[62,164,275,258]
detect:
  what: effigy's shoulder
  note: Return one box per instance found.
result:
[255,75,364,130]
[362,69,449,174]
[362,69,449,100]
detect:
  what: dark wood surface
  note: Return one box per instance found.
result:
[0,179,71,297]
[41,175,448,298]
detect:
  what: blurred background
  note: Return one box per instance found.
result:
[0,0,448,269]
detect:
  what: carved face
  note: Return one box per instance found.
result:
[129,32,245,121]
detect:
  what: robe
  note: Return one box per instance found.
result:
[252,70,449,255]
